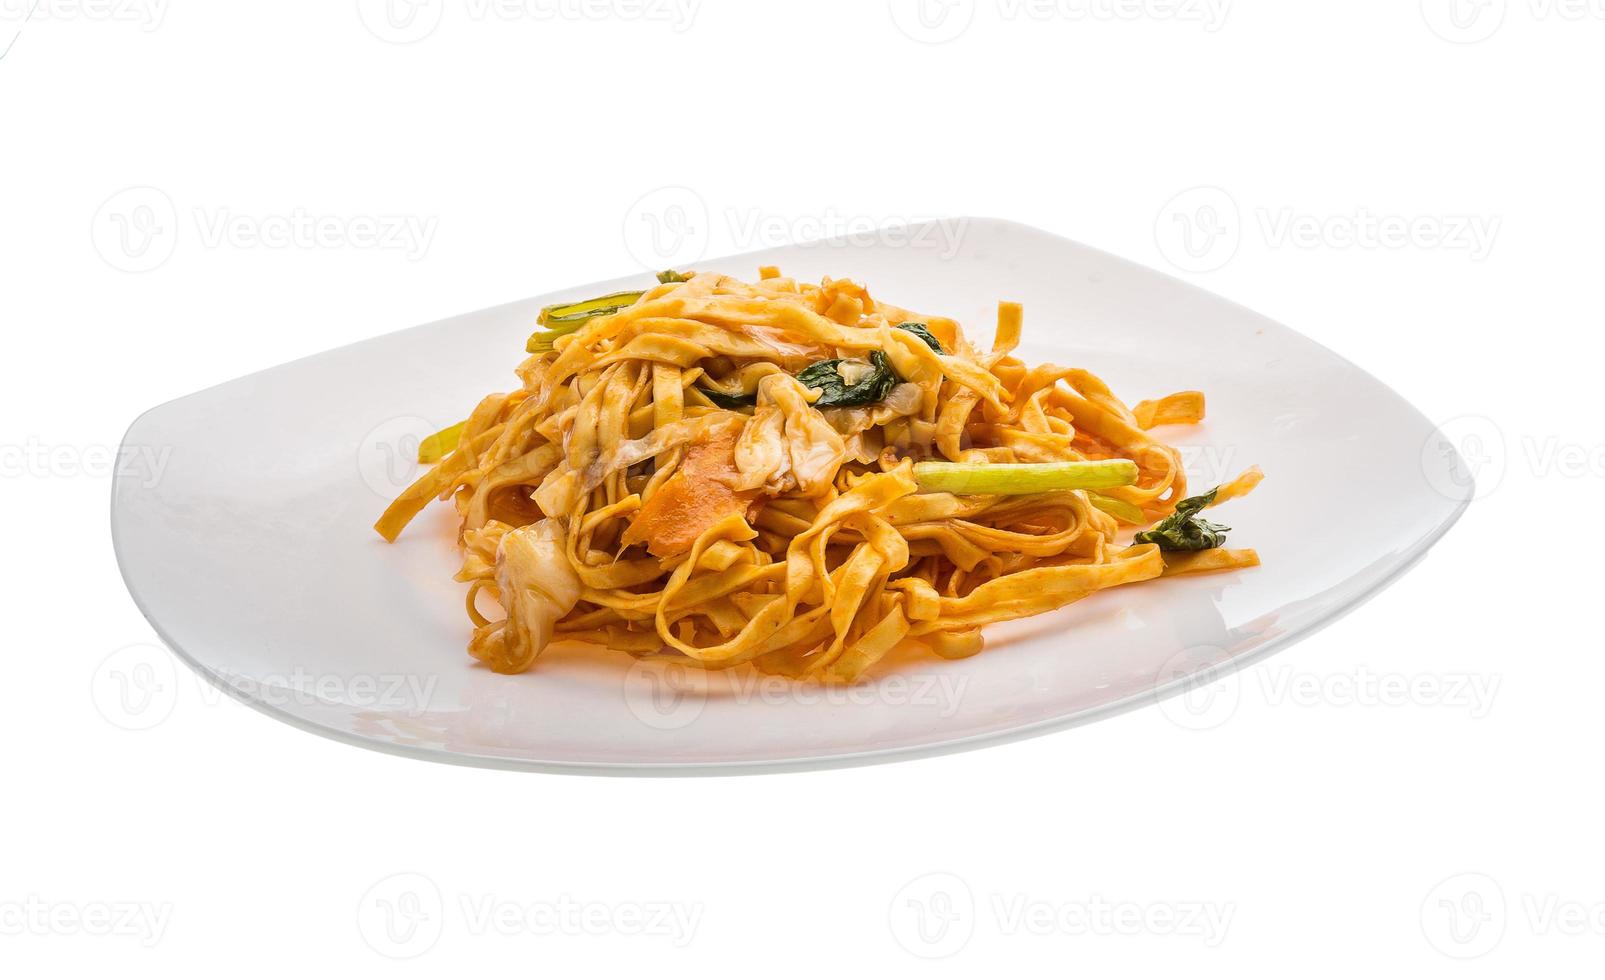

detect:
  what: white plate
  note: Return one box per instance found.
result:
[112,218,1472,775]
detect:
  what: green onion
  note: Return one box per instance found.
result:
[417,421,465,464]
[912,460,1139,495]
[538,290,647,327]
[527,289,648,353]
[1087,492,1145,524]
[525,329,568,354]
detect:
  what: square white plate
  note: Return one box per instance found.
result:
[112,218,1471,774]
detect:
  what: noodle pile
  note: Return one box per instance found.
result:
[376,269,1261,683]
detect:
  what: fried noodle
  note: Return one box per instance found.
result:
[376,269,1262,683]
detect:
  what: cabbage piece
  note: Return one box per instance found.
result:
[468,520,581,673]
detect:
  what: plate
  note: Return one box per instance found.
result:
[112,218,1472,774]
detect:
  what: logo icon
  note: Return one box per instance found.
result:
[91,187,179,273]
[622,659,707,731]
[357,415,440,499]
[91,643,180,731]
[356,0,446,44]
[622,186,710,271]
[1421,414,1502,502]
[357,872,444,958]
[1420,872,1505,958]
[1421,0,1507,43]
[887,0,976,44]
[1155,186,1241,274]
[1154,645,1239,731]
[888,872,975,958]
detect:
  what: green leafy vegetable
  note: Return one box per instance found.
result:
[912,460,1139,495]
[797,350,901,408]
[657,270,694,284]
[695,386,756,409]
[896,321,944,354]
[1134,488,1230,551]
[688,320,933,412]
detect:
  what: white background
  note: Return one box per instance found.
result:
[2,0,1600,974]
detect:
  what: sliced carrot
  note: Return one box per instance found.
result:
[621,421,761,558]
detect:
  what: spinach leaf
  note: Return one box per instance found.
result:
[896,321,944,354]
[695,386,756,409]
[797,350,901,408]
[1134,488,1230,551]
